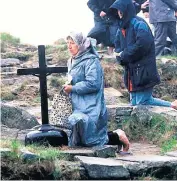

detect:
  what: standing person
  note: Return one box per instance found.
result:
[149,0,177,57]
[87,0,117,54]
[63,31,130,151]
[109,0,177,109]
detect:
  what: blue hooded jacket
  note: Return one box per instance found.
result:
[110,0,160,92]
[67,46,108,147]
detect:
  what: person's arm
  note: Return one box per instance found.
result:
[114,29,124,64]
[133,0,149,14]
[71,58,102,95]
[161,0,177,11]
[119,21,154,64]
[87,0,102,15]
[133,1,141,14]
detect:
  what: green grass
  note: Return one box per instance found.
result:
[32,95,41,103]
[1,139,67,161]
[161,137,177,154]
[1,87,17,101]
[1,32,20,45]
[49,76,66,88]
[122,114,177,152]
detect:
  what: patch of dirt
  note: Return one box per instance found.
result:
[129,142,161,156]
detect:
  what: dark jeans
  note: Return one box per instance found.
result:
[153,21,177,57]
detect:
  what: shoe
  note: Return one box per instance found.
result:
[171,100,177,110]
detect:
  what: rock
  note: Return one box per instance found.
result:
[116,105,133,116]
[0,148,11,157]
[54,160,86,180]
[1,51,33,61]
[20,149,40,162]
[1,104,39,130]
[75,156,130,179]
[1,124,32,141]
[149,106,177,121]
[116,155,177,179]
[166,151,177,157]
[104,87,125,105]
[1,66,17,72]
[93,145,116,158]
[131,105,153,122]
[61,145,116,160]
[1,58,20,67]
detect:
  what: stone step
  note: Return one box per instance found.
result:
[1,78,19,85]
[75,154,177,180]
[1,76,39,85]
[1,66,17,73]
[1,71,18,78]
[1,58,20,67]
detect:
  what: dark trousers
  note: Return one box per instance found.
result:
[153,21,177,56]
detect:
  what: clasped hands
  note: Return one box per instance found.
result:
[63,84,72,94]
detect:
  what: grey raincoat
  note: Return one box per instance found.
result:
[67,32,108,147]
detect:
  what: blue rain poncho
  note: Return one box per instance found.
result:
[67,32,108,147]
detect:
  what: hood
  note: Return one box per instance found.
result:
[109,0,136,28]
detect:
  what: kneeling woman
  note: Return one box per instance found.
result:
[64,31,108,147]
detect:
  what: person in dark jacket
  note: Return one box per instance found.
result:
[87,0,118,54]
[109,0,177,109]
[149,0,177,57]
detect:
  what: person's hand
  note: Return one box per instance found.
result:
[113,51,122,57]
[63,85,72,94]
[113,51,123,64]
[175,11,177,17]
[100,11,106,17]
[141,0,149,9]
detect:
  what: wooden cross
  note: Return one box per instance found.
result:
[17,45,68,130]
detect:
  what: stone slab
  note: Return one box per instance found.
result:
[166,150,177,157]
[75,156,130,179]
[61,145,117,160]
[104,87,123,97]
[116,155,177,163]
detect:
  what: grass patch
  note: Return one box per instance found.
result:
[32,95,41,103]
[123,114,177,152]
[1,32,20,46]
[49,76,66,88]
[161,137,177,154]
[1,139,67,161]
[1,87,17,101]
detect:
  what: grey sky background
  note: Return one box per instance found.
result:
[0,0,94,45]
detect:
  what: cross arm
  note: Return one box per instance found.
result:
[17,67,68,75]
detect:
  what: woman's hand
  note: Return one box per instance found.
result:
[100,11,106,17]
[63,85,72,94]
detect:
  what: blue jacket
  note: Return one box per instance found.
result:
[110,0,160,91]
[67,48,108,147]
